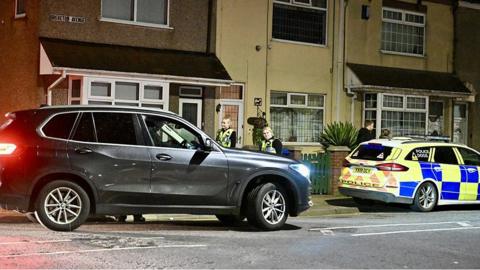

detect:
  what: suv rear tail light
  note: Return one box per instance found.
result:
[0,143,17,155]
[376,163,409,172]
[342,159,351,168]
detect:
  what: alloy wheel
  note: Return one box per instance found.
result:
[418,184,436,209]
[44,187,82,225]
[261,190,286,225]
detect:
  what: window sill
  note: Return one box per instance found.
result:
[380,50,425,58]
[14,13,26,19]
[100,18,174,30]
[283,142,324,146]
[272,38,327,48]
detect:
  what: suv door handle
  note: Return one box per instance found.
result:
[75,147,93,154]
[433,167,442,172]
[156,153,172,161]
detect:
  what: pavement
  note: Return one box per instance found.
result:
[0,195,365,223]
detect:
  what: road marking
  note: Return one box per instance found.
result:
[320,229,334,236]
[457,222,471,227]
[0,244,207,258]
[351,226,480,237]
[309,221,470,231]
[0,239,72,245]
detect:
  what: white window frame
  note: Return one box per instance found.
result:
[272,0,328,47]
[83,76,169,110]
[363,93,428,138]
[15,0,26,18]
[293,0,312,6]
[270,91,325,145]
[179,98,202,128]
[179,86,203,98]
[68,76,83,105]
[381,7,426,57]
[288,93,308,107]
[100,0,172,30]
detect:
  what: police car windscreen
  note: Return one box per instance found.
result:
[351,144,393,161]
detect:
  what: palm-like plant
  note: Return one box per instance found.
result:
[321,122,359,150]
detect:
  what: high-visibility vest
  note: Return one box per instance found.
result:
[261,139,277,154]
[216,128,234,147]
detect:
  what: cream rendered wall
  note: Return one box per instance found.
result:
[216,0,334,146]
[346,0,453,72]
[345,0,455,137]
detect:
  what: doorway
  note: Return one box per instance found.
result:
[179,98,202,128]
[453,103,468,144]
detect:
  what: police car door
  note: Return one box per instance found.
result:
[456,147,480,201]
[432,147,462,201]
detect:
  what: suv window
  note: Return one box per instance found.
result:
[405,147,431,162]
[143,115,202,150]
[42,113,78,139]
[433,147,459,165]
[72,113,96,142]
[94,113,141,145]
[458,147,480,166]
[351,143,393,161]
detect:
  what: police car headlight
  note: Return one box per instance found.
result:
[289,164,310,180]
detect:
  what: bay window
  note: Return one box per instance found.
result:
[270,91,324,143]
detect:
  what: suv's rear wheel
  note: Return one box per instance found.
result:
[35,180,90,231]
[246,183,288,230]
[411,182,437,212]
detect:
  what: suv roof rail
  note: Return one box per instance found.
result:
[38,104,176,115]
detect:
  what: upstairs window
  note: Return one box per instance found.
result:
[15,0,26,18]
[272,0,327,46]
[381,8,425,56]
[101,0,169,26]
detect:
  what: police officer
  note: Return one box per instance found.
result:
[259,127,282,155]
[216,117,237,148]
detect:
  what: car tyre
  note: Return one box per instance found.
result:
[246,183,288,231]
[215,214,245,226]
[411,181,437,212]
[35,180,90,231]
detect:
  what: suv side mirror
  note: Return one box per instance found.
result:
[204,138,213,152]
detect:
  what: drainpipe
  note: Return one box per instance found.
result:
[264,0,270,119]
[335,0,346,121]
[206,0,213,53]
[452,0,458,74]
[47,70,66,105]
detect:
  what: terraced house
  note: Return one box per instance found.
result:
[0,0,235,141]
[0,0,477,151]
[216,0,476,152]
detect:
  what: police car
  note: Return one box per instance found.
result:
[338,139,480,211]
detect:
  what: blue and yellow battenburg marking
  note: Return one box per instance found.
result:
[339,158,480,202]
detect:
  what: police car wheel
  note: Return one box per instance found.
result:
[216,214,245,226]
[411,182,437,212]
[35,180,90,231]
[246,183,288,231]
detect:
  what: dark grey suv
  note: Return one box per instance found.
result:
[0,106,312,231]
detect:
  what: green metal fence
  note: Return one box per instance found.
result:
[301,152,331,194]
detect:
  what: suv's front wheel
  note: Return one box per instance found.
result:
[35,180,90,231]
[247,183,288,230]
